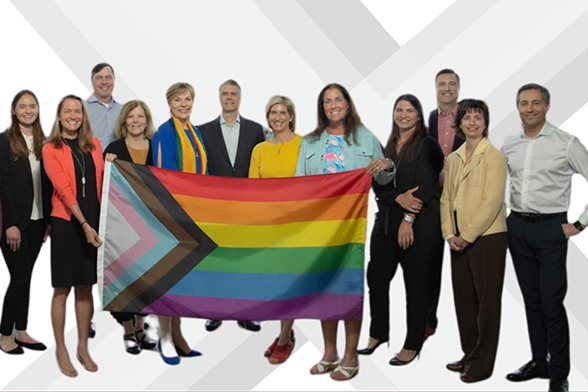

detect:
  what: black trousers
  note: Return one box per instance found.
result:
[451,232,507,379]
[426,239,444,329]
[367,217,442,351]
[507,213,570,379]
[0,220,45,335]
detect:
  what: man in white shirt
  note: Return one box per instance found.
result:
[502,83,588,392]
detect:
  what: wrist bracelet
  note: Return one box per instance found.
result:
[403,214,415,224]
[573,220,586,232]
[384,158,394,172]
[81,221,88,227]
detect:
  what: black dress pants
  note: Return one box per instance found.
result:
[507,213,570,380]
[0,220,45,335]
[367,217,440,351]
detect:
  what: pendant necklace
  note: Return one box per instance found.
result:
[64,138,87,198]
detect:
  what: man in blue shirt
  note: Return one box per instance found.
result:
[86,63,122,150]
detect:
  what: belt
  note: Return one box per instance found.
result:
[511,211,566,222]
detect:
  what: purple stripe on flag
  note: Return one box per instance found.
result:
[140,293,363,320]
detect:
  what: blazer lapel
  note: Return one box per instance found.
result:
[20,155,34,185]
[212,117,232,166]
[234,117,249,170]
[461,155,483,179]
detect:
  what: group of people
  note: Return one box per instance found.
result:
[0,64,585,392]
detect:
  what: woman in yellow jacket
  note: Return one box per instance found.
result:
[440,99,507,383]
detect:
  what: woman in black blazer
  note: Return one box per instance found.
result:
[103,100,156,355]
[0,90,51,354]
[358,94,444,365]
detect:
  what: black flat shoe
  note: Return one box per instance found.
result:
[357,339,388,355]
[389,351,420,366]
[0,345,24,355]
[14,339,47,351]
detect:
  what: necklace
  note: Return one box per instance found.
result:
[63,138,87,198]
[271,133,295,155]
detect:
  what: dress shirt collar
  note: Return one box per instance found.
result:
[220,113,241,127]
[87,93,117,106]
[519,121,554,140]
[438,105,457,118]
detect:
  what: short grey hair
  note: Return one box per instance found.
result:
[218,79,241,96]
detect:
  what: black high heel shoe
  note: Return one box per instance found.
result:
[389,349,420,366]
[357,339,388,355]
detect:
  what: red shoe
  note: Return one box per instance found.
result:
[264,338,279,357]
[269,340,294,364]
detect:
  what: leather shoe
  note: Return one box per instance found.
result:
[205,319,222,332]
[14,339,47,351]
[460,373,487,383]
[549,378,569,392]
[238,320,261,332]
[506,359,550,382]
[357,339,388,355]
[446,360,464,373]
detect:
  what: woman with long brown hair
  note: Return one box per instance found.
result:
[296,83,394,381]
[358,94,444,366]
[43,95,104,377]
[0,90,51,355]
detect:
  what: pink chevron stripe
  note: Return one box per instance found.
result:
[104,184,159,286]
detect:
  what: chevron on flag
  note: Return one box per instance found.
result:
[97,160,371,320]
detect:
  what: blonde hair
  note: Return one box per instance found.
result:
[265,95,296,131]
[47,95,95,152]
[114,100,156,139]
[166,82,195,104]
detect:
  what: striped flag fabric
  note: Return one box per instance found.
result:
[98,160,371,320]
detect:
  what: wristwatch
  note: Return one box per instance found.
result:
[403,214,415,224]
[573,220,586,232]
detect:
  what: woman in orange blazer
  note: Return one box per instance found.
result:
[42,95,104,378]
[440,99,507,383]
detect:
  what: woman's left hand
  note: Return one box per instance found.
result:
[398,220,414,249]
[105,153,117,162]
[366,158,393,175]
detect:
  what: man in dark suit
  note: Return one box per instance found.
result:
[199,79,265,332]
[425,69,464,341]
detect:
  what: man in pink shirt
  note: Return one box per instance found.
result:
[425,69,464,341]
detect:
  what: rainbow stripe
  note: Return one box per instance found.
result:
[98,161,371,320]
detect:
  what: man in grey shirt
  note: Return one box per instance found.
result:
[86,63,122,150]
[503,83,588,392]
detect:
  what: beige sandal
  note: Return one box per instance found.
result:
[310,360,339,375]
[330,364,359,381]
